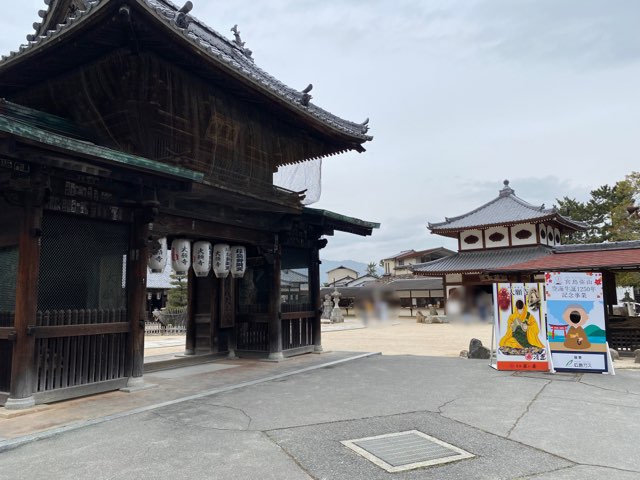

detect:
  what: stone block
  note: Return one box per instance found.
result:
[468,338,491,359]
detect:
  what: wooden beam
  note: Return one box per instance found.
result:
[126,213,149,381]
[153,212,273,246]
[308,245,322,352]
[27,323,129,338]
[7,202,42,409]
[0,328,16,341]
[268,241,283,360]
[185,267,196,355]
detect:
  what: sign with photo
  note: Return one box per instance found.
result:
[493,282,549,371]
[545,272,608,373]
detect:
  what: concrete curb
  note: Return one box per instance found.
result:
[0,351,381,454]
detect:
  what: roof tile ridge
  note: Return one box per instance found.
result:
[508,193,547,212]
[429,194,506,228]
[1,0,101,66]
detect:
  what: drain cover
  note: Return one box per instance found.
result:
[341,430,474,473]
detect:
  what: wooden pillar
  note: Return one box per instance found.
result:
[602,270,617,337]
[125,213,150,386]
[6,202,42,410]
[185,268,196,355]
[309,245,322,352]
[268,241,283,360]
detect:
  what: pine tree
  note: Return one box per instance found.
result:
[166,273,188,308]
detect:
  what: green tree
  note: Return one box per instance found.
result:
[166,273,188,308]
[555,172,640,288]
[366,261,379,277]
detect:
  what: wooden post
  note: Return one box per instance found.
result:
[309,245,322,352]
[185,268,196,355]
[6,202,42,410]
[125,213,149,388]
[268,241,283,360]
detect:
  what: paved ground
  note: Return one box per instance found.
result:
[1,355,639,479]
[2,318,639,479]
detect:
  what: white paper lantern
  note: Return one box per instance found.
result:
[148,237,167,273]
[231,246,246,279]
[212,243,231,278]
[171,239,191,275]
[192,241,212,277]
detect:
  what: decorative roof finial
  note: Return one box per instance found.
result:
[301,84,313,106]
[231,24,253,59]
[231,24,244,48]
[360,117,370,134]
[499,179,514,197]
[175,2,193,29]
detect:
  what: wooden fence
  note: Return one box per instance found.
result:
[33,308,128,393]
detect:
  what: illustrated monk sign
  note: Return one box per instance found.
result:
[493,282,549,371]
[545,272,609,373]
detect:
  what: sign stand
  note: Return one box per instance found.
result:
[489,317,497,369]
[604,342,616,375]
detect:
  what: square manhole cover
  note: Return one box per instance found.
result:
[341,430,474,473]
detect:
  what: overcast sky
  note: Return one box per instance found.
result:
[3,1,639,263]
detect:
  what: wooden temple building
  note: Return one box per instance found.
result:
[412,180,588,297]
[413,180,640,353]
[0,0,378,409]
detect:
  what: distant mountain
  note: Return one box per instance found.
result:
[319,259,381,285]
[584,324,606,337]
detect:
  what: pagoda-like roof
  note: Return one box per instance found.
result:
[411,246,553,276]
[428,180,587,237]
[0,0,372,148]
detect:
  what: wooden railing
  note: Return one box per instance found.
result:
[236,319,269,352]
[282,314,314,351]
[0,311,14,327]
[33,308,129,393]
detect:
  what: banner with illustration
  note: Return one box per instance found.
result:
[493,282,549,371]
[545,272,608,373]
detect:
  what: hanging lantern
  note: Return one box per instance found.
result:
[231,246,246,278]
[212,243,231,278]
[192,241,212,277]
[171,239,191,275]
[148,237,168,273]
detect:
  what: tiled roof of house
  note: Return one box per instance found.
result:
[385,278,443,291]
[1,0,371,145]
[494,241,640,272]
[281,269,309,286]
[411,246,553,276]
[428,181,587,235]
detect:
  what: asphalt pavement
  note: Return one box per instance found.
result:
[1,354,639,479]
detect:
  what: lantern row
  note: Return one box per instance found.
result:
[148,238,246,279]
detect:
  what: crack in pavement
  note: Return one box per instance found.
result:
[513,463,576,479]
[578,378,640,397]
[187,399,255,430]
[506,380,551,439]
[263,431,317,480]
[437,398,457,414]
[148,408,253,432]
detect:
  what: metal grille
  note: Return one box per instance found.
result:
[0,246,18,326]
[38,213,129,312]
[342,431,474,473]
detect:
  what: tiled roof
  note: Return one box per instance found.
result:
[281,269,308,285]
[1,0,371,144]
[0,99,203,182]
[411,246,552,276]
[428,181,587,234]
[496,241,640,272]
[385,278,443,291]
